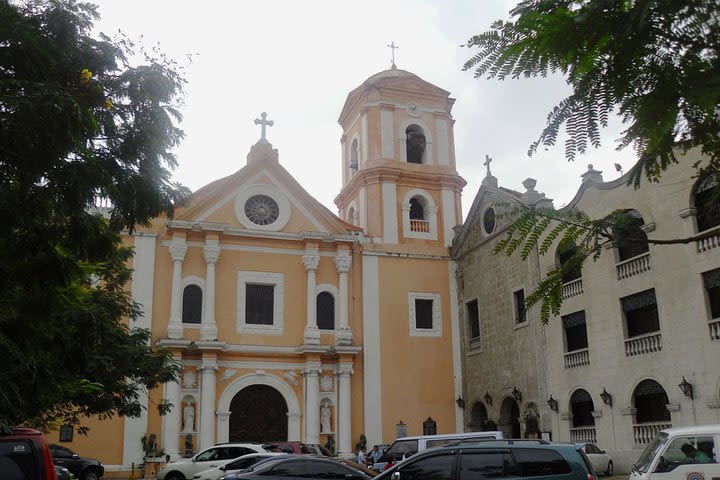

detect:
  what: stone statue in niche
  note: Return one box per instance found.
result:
[182,402,195,433]
[320,402,331,433]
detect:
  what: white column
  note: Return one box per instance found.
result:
[304,364,321,444]
[338,365,353,458]
[162,365,182,459]
[201,240,220,340]
[303,249,321,345]
[199,359,218,450]
[167,240,187,339]
[334,250,353,345]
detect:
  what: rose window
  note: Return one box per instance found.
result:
[244,195,280,226]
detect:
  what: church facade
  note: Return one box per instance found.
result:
[46,66,467,473]
[452,151,720,472]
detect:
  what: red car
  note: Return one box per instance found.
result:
[0,427,57,480]
[267,441,312,454]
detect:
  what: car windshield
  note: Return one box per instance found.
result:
[634,432,668,473]
[243,455,289,473]
[381,440,417,462]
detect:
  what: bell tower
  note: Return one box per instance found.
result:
[334,65,465,249]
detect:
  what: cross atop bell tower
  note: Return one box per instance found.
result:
[254,112,274,143]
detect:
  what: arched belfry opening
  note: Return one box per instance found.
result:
[405,125,426,164]
[229,385,288,442]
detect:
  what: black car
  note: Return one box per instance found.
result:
[219,456,371,480]
[49,444,104,480]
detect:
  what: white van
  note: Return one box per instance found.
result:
[372,431,503,472]
[630,425,720,480]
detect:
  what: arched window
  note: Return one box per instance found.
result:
[347,207,355,225]
[402,190,437,240]
[694,175,720,232]
[557,241,581,283]
[349,139,359,176]
[633,379,670,424]
[570,389,595,427]
[409,197,429,233]
[616,209,649,261]
[405,125,426,164]
[182,285,202,324]
[316,292,335,330]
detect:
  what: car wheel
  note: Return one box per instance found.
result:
[165,473,187,480]
[605,460,613,476]
[83,469,101,480]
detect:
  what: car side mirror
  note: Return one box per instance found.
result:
[72,454,79,460]
[601,450,606,454]
[391,472,401,480]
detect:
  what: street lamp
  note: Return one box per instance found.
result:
[599,388,612,407]
[547,396,558,411]
[678,377,694,399]
[512,386,522,402]
[484,391,493,406]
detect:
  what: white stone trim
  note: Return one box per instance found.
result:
[362,255,382,446]
[216,372,302,442]
[398,118,434,165]
[361,114,368,166]
[402,188,438,240]
[237,271,285,335]
[441,189,456,247]
[234,184,291,231]
[408,291,443,337]
[449,261,463,432]
[359,187,368,231]
[436,118,450,166]
[382,182,399,244]
[316,283,339,331]
[381,109,394,159]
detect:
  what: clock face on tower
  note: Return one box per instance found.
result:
[406,102,421,117]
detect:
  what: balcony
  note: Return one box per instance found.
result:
[633,422,672,444]
[562,278,583,300]
[570,427,597,443]
[710,319,720,341]
[625,332,662,357]
[616,252,651,280]
[697,228,720,253]
[410,219,430,233]
[468,336,481,352]
[564,348,590,368]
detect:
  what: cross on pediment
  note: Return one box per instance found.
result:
[254,112,274,141]
[484,155,493,175]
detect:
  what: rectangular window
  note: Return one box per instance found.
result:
[466,300,480,339]
[59,424,73,442]
[703,268,720,319]
[415,299,434,329]
[621,289,660,337]
[562,311,588,352]
[513,289,526,324]
[246,284,274,325]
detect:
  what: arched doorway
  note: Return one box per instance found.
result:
[499,397,520,439]
[468,402,488,432]
[229,385,288,442]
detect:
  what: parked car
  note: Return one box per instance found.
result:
[373,431,504,472]
[375,439,598,480]
[50,444,104,480]
[0,427,56,480]
[218,455,372,480]
[192,452,287,480]
[267,441,312,455]
[576,442,613,476]
[158,443,275,480]
[305,443,333,456]
[336,458,380,477]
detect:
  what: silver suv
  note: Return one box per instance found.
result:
[158,443,274,480]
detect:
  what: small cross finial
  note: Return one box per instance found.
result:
[254,112,274,141]
[387,41,399,68]
[484,155,493,175]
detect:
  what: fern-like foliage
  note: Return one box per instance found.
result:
[464,0,720,186]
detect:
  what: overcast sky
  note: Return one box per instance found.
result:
[90,0,638,218]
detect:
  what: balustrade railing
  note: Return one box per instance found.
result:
[625,332,662,357]
[616,253,651,280]
[468,337,482,352]
[709,319,720,341]
[562,278,583,300]
[570,427,597,443]
[633,422,672,444]
[410,219,430,233]
[564,348,590,368]
[697,228,720,253]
